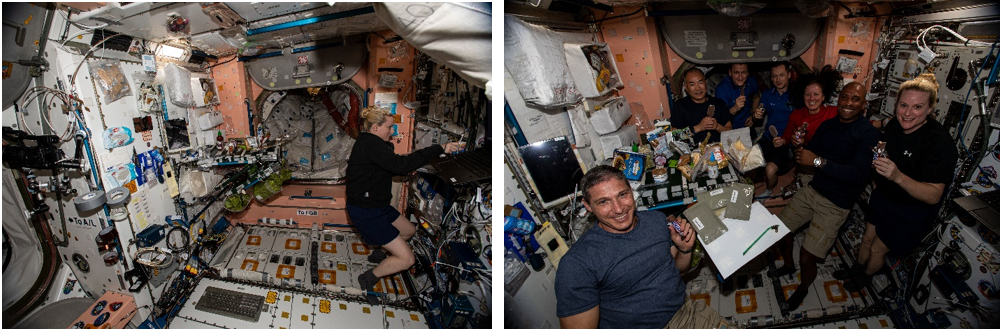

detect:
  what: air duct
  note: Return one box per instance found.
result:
[795,0,833,18]
[707,0,766,17]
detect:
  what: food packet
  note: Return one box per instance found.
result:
[88,59,133,104]
[872,141,887,163]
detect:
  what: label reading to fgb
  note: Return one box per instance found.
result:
[297,210,319,216]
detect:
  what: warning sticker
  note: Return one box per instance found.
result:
[684,30,708,47]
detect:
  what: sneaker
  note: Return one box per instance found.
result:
[757,189,773,204]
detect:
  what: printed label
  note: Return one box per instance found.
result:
[692,217,705,229]
[297,210,319,216]
[684,30,708,47]
[830,284,842,297]
[731,190,739,203]
[710,189,724,196]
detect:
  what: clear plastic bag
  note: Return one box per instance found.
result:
[88,59,132,104]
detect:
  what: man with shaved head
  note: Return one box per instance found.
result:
[769,82,880,312]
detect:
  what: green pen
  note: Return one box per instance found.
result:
[743,225,779,255]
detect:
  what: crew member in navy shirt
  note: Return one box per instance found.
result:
[770,82,881,311]
[670,68,732,143]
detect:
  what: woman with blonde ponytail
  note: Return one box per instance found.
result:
[838,73,958,292]
[346,106,459,301]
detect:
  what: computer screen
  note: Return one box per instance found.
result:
[517,136,586,207]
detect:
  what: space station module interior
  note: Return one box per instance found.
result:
[2,2,492,329]
[503,0,998,329]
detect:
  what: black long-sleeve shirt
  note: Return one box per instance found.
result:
[805,117,881,209]
[670,97,731,143]
[346,132,444,208]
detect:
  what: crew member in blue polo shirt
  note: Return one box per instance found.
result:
[716,63,761,131]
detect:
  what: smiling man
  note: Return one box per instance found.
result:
[716,63,761,130]
[671,68,733,143]
[554,166,730,328]
[770,82,881,311]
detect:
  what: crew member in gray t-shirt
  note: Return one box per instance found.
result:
[554,166,697,328]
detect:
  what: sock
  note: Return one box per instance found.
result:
[785,287,809,311]
[358,269,382,305]
[843,278,865,293]
[358,268,379,290]
[367,249,387,264]
[850,262,867,278]
[834,263,862,280]
[770,265,796,278]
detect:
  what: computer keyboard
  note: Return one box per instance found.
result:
[976,190,999,207]
[194,286,265,323]
[452,149,491,177]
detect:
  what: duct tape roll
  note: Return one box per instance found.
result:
[103,252,119,266]
[109,207,129,221]
[73,190,106,212]
[105,187,131,207]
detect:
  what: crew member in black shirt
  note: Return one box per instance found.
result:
[771,82,880,311]
[671,67,732,143]
[347,106,459,299]
[840,74,958,292]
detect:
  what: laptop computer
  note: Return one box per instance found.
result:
[424,146,491,186]
[952,189,999,234]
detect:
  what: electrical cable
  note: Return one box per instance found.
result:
[955,39,999,187]
[167,225,190,253]
[135,247,174,268]
[916,25,994,54]
[208,54,239,69]
[586,6,645,24]
[59,9,109,30]
[70,32,123,90]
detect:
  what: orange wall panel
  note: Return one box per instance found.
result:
[817,4,882,88]
[212,59,253,139]
[598,7,671,124]
[366,32,418,156]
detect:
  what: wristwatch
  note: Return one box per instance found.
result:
[813,156,823,168]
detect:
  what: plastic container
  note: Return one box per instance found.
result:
[504,216,535,235]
